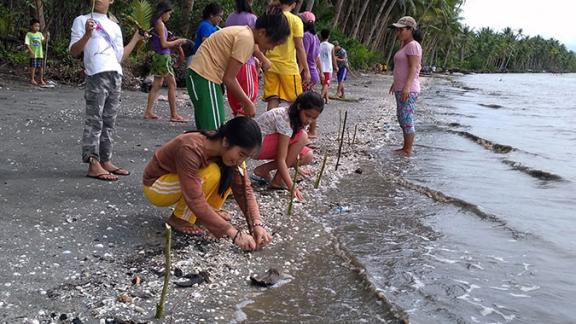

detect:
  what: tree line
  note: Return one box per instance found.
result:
[1,0,575,73]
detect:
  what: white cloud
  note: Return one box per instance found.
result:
[461,0,576,51]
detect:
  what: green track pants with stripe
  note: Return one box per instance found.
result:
[186,69,225,131]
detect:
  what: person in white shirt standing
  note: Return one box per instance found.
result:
[318,29,338,104]
[69,0,145,181]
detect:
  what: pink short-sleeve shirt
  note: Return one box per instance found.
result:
[393,40,422,93]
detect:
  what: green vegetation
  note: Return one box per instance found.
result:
[1,0,574,75]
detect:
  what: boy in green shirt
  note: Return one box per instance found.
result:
[25,19,49,85]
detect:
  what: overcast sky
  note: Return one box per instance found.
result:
[460,0,576,52]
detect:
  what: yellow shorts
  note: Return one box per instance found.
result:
[263,71,302,103]
[143,162,231,224]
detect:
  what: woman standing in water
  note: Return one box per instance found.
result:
[389,16,422,157]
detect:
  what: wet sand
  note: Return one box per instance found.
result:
[0,70,416,322]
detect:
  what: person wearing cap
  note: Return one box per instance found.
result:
[388,16,422,157]
[299,11,323,139]
[263,0,311,110]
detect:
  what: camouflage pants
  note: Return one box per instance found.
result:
[82,71,122,163]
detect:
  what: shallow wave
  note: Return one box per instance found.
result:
[448,130,514,153]
[478,103,503,109]
[387,174,531,241]
[331,237,411,324]
[502,159,564,181]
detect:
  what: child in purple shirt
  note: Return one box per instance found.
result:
[299,11,323,139]
[144,1,188,122]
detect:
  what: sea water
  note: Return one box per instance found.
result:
[240,74,576,323]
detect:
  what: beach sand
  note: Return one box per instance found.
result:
[0,70,425,322]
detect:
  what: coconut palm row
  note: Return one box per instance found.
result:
[1,0,574,72]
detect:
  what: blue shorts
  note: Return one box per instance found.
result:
[337,66,348,82]
[30,58,43,68]
[394,91,418,134]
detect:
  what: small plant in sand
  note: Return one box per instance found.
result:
[155,223,172,319]
[287,158,300,216]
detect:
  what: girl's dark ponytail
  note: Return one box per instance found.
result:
[413,28,423,43]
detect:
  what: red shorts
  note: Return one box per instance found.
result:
[257,130,312,160]
[321,72,332,86]
[227,63,258,116]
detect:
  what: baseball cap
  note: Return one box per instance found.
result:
[299,11,316,23]
[391,16,417,29]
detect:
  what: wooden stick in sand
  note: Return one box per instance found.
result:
[335,111,348,170]
[240,164,253,235]
[155,223,172,319]
[314,154,328,189]
[352,124,358,145]
[287,158,300,216]
[347,127,351,146]
[337,110,342,141]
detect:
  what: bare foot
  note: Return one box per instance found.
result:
[144,113,159,120]
[394,148,412,157]
[215,209,232,222]
[253,168,272,184]
[87,158,118,181]
[166,214,205,235]
[40,80,47,85]
[100,161,130,176]
[31,80,38,85]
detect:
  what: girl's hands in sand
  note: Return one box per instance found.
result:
[253,226,272,249]
[293,187,304,201]
[234,231,257,251]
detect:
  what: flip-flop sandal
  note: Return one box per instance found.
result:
[144,115,159,120]
[170,117,189,123]
[306,142,319,149]
[166,217,205,236]
[86,173,118,181]
[109,168,130,176]
[250,174,271,186]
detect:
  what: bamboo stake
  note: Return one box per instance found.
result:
[347,127,351,146]
[155,224,172,319]
[337,110,342,141]
[287,158,300,216]
[314,154,328,189]
[335,111,348,170]
[240,164,253,235]
[352,124,358,145]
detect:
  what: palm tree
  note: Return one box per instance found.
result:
[351,0,371,39]
[331,0,345,28]
[181,0,195,36]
